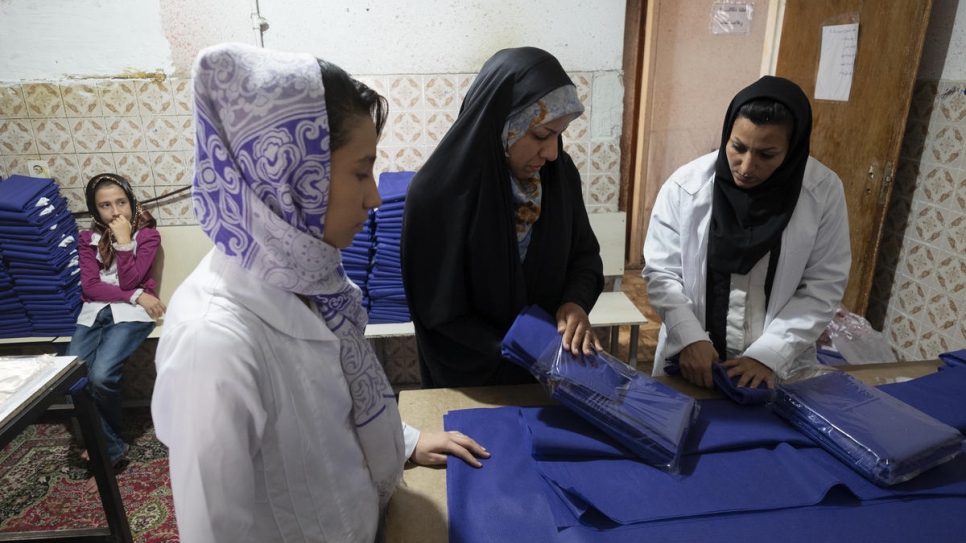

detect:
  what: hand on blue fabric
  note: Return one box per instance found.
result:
[721,356,775,389]
[410,430,491,468]
[680,340,718,389]
[556,302,602,356]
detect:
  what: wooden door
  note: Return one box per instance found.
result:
[775,0,932,315]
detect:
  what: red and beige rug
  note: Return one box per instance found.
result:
[0,411,179,542]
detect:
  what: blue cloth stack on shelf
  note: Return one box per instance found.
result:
[343,211,375,310]
[367,171,413,324]
[0,175,82,337]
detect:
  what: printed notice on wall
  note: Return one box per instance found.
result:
[815,23,859,101]
[711,3,753,35]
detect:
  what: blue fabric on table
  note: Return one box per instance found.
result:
[774,371,965,486]
[938,349,966,369]
[0,176,60,211]
[502,304,698,472]
[664,355,774,405]
[877,364,966,433]
[445,405,966,543]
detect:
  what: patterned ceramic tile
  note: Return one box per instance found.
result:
[913,204,945,246]
[144,117,184,152]
[391,147,425,172]
[571,73,592,106]
[31,118,75,154]
[156,189,195,225]
[0,119,36,155]
[1,156,33,178]
[44,154,82,188]
[59,187,87,213]
[115,153,154,185]
[887,313,918,353]
[0,85,27,117]
[457,74,476,103]
[900,120,928,160]
[565,114,590,142]
[97,81,139,116]
[383,356,420,386]
[389,76,422,111]
[927,125,963,165]
[177,115,195,151]
[590,139,620,175]
[131,185,158,209]
[896,275,928,315]
[908,79,938,122]
[565,142,589,174]
[136,80,176,116]
[69,118,111,153]
[22,83,65,117]
[62,83,103,118]
[171,79,192,115]
[937,81,966,123]
[383,336,417,359]
[0,156,8,179]
[935,253,966,295]
[916,330,950,360]
[926,290,960,331]
[390,112,424,146]
[587,173,620,209]
[424,111,455,143]
[917,165,958,209]
[375,148,391,178]
[902,241,936,286]
[107,117,146,152]
[354,75,389,100]
[150,151,189,185]
[76,153,117,179]
[424,76,458,110]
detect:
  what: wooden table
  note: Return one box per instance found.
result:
[385,360,944,542]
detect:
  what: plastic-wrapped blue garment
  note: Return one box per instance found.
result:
[773,371,965,486]
[664,355,774,405]
[502,304,699,472]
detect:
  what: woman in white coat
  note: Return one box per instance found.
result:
[643,76,851,391]
[152,43,488,542]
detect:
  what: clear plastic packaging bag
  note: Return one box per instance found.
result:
[817,305,898,365]
[773,370,964,486]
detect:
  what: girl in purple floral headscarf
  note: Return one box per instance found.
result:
[152,43,487,542]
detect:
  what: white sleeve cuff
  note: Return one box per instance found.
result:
[402,421,421,460]
[130,288,144,305]
[113,240,136,252]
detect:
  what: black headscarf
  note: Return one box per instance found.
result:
[708,76,812,275]
[401,47,603,388]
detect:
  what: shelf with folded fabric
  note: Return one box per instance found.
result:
[0,176,82,338]
[367,171,413,325]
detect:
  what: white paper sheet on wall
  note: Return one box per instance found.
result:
[815,23,859,101]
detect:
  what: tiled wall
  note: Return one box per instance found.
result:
[0,73,622,391]
[867,79,966,360]
[0,73,622,221]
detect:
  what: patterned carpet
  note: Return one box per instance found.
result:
[0,410,179,541]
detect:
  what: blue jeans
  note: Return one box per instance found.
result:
[68,306,154,462]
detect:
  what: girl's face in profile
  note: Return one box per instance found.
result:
[725,116,790,189]
[94,184,132,225]
[324,115,382,249]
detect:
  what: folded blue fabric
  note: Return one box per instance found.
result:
[877,365,966,432]
[377,171,413,200]
[664,355,774,404]
[502,305,698,472]
[773,371,965,486]
[938,349,966,368]
[0,176,59,212]
[445,405,966,543]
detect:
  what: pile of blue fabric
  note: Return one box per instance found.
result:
[663,355,774,405]
[501,304,699,473]
[0,175,81,337]
[342,211,375,310]
[773,369,965,486]
[366,171,413,324]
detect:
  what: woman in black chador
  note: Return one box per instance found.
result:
[402,47,604,388]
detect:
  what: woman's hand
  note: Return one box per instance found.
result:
[720,356,775,389]
[136,292,166,320]
[109,215,133,245]
[556,302,601,356]
[679,340,719,389]
[410,430,490,468]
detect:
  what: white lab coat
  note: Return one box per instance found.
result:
[643,152,851,378]
[152,249,417,542]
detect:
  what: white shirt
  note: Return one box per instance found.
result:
[152,249,418,542]
[643,153,852,379]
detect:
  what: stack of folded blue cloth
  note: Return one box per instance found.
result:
[366,171,413,324]
[773,370,965,486]
[0,175,81,336]
[343,211,375,310]
[0,260,32,337]
[502,304,700,473]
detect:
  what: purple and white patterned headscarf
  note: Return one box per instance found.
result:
[191,42,404,506]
